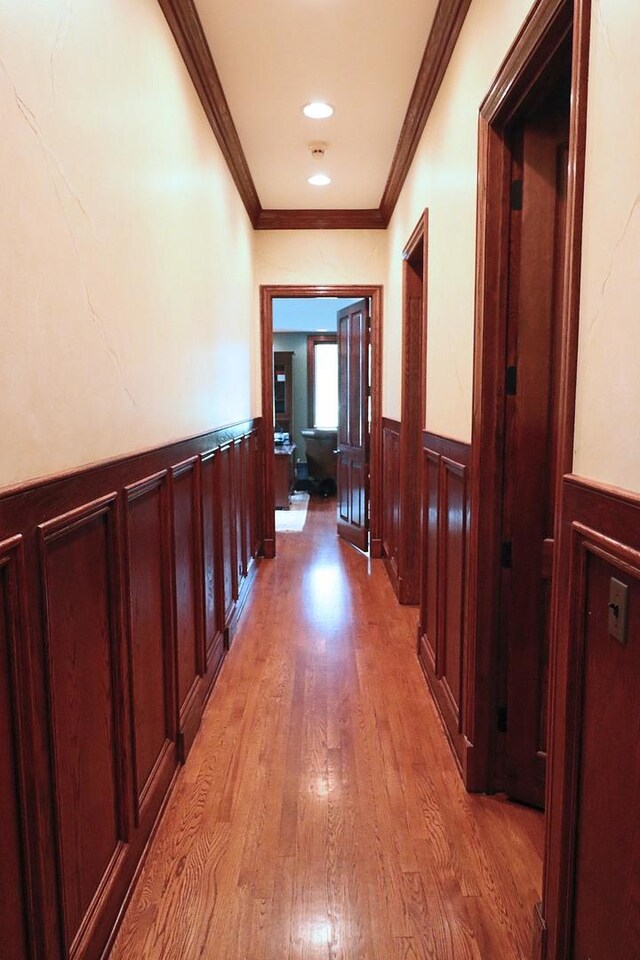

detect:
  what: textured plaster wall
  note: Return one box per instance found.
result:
[385,0,534,436]
[572,0,640,492]
[254,230,387,288]
[386,0,640,493]
[0,0,256,489]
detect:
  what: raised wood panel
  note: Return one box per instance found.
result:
[0,536,35,960]
[418,435,470,774]
[422,448,440,666]
[200,451,225,678]
[543,476,640,960]
[124,472,177,825]
[249,431,262,559]
[338,458,349,525]
[171,459,205,759]
[440,458,467,725]
[39,496,129,957]
[218,443,238,625]
[234,439,247,583]
[241,438,253,578]
[382,419,401,592]
[350,461,367,532]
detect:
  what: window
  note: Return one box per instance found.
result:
[307,335,338,429]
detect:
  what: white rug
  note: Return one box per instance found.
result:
[275,492,309,532]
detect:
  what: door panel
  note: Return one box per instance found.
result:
[124,473,177,823]
[40,499,129,952]
[500,83,570,807]
[337,299,369,551]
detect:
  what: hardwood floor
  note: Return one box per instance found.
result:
[110,498,543,960]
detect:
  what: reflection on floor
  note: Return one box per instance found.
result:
[111,497,544,960]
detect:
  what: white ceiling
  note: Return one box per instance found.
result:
[194,0,439,209]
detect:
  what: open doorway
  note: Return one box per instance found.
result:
[495,53,572,808]
[271,298,356,530]
[260,286,383,559]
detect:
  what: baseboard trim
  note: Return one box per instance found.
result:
[532,902,547,960]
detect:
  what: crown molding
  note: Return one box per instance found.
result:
[379,0,472,223]
[157,0,261,224]
[255,209,387,230]
[158,0,471,230]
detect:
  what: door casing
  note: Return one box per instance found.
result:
[396,211,428,605]
[465,0,591,796]
[259,285,383,559]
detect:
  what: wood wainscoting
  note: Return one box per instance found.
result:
[417,432,471,777]
[0,418,262,960]
[541,475,640,960]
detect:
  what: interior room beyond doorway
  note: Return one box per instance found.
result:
[260,284,384,562]
[273,297,360,504]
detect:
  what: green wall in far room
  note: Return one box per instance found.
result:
[273,332,309,459]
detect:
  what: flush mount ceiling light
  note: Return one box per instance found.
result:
[307,173,331,186]
[303,101,334,119]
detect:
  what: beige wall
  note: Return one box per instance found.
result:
[0,0,256,490]
[254,231,386,419]
[385,0,533,434]
[386,0,640,493]
[573,0,640,492]
[254,230,387,288]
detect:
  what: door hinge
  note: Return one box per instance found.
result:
[501,541,512,569]
[505,365,517,396]
[510,178,523,211]
[497,705,508,733]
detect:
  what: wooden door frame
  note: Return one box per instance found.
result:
[465,0,591,797]
[395,211,429,604]
[259,285,383,559]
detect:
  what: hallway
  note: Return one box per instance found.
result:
[110,499,543,960]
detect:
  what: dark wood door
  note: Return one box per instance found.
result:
[337,299,370,551]
[500,81,570,808]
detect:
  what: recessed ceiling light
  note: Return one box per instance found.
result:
[303,101,334,119]
[307,173,331,186]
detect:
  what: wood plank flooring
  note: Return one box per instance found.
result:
[110,499,543,960]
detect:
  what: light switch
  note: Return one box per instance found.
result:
[608,577,628,645]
